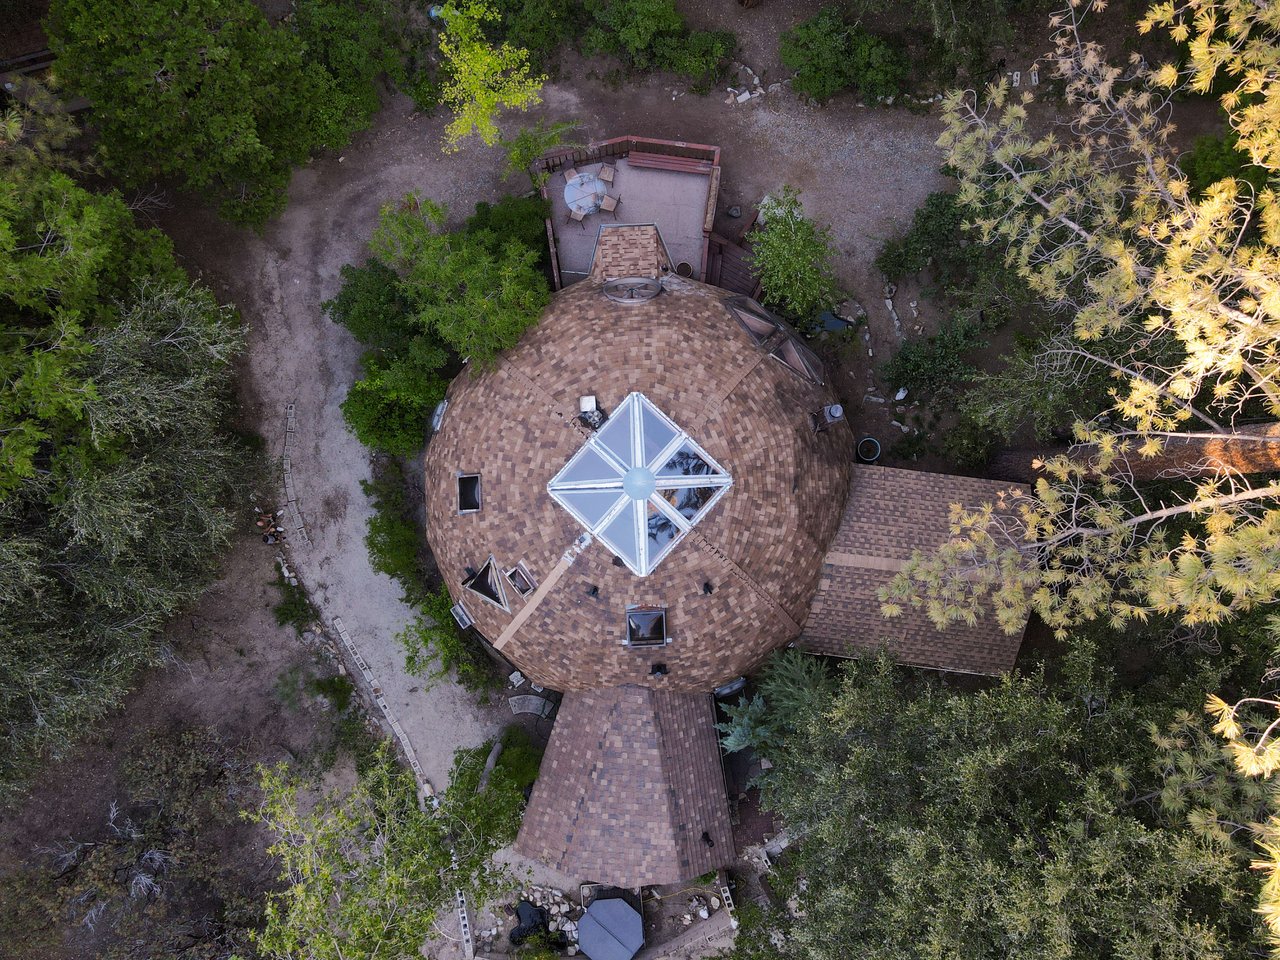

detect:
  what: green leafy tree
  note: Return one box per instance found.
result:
[748,187,841,330]
[48,0,385,224]
[251,734,539,958]
[437,0,545,151]
[498,119,582,187]
[397,585,500,693]
[780,7,905,103]
[582,0,733,83]
[371,194,550,366]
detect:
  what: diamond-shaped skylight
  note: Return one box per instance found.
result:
[548,392,732,576]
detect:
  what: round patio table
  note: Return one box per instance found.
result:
[564,173,605,215]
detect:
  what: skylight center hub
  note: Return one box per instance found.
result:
[623,467,656,500]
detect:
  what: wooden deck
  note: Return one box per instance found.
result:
[706,233,761,298]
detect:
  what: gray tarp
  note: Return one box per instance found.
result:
[578,897,644,960]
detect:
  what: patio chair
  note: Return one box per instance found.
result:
[600,193,620,219]
[563,166,579,182]
[599,163,615,184]
[568,208,587,228]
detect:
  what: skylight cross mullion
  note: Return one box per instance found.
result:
[652,474,732,490]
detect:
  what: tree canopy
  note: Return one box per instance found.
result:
[47,0,392,224]
[885,0,1280,640]
[437,0,545,151]
[728,652,1269,960]
[250,731,541,959]
[325,194,549,454]
[0,108,246,798]
[748,187,841,331]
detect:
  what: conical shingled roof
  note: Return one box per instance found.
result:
[514,686,734,886]
[423,269,852,693]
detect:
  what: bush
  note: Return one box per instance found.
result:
[653,29,736,86]
[397,585,499,693]
[361,459,430,605]
[749,187,842,330]
[780,7,855,103]
[780,8,903,103]
[582,0,733,83]
[293,0,399,144]
[881,316,984,400]
[48,0,389,224]
[274,569,319,633]
[466,195,552,269]
[489,0,579,71]
[876,191,970,279]
[324,259,416,348]
[1181,130,1271,198]
[341,356,448,455]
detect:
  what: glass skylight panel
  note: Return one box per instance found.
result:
[728,301,779,345]
[640,404,679,464]
[595,406,638,465]
[600,503,643,569]
[560,445,624,485]
[657,443,718,478]
[546,392,732,576]
[772,335,825,384]
[562,488,626,528]
[662,485,717,522]
[463,557,509,611]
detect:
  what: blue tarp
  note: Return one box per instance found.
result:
[578,897,644,960]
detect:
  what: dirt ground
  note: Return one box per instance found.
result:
[0,534,350,958]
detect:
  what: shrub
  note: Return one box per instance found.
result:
[582,0,733,82]
[876,191,970,279]
[293,0,399,144]
[274,569,319,633]
[397,585,499,693]
[780,7,854,103]
[749,186,842,330]
[847,27,906,102]
[1181,130,1271,198]
[361,459,430,605]
[780,7,904,103]
[653,29,736,86]
[324,259,416,348]
[48,0,390,224]
[881,317,984,400]
[466,195,553,269]
[489,0,579,71]
[340,355,448,455]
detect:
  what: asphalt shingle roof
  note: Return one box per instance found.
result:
[515,686,733,887]
[424,269,852,692]
[799,465,1030,675]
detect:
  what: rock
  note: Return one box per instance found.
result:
[710,896,722,910]
[568,947,578,956]
[894,387,908,401]
[727,205,742,218]
[883,282,897,299]
[767,82,783,94]
[698,908,710,920]
[838,298,867,321]
[681,914,693,926]
[865,395,885,404]
[735,91,752,104]
[549,921,559,932]
[724,94,735,105]
[909,300,919,318]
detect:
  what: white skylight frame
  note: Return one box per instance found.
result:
[547,392,733,577]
